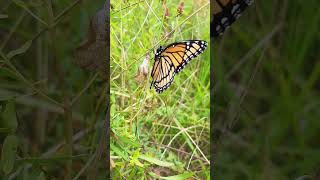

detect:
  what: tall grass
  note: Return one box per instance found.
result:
[110,0,210,179]
[0,1,107,179]
[213,0,320,179]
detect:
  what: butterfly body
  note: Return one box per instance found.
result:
[150,40,207,93]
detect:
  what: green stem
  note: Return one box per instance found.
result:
[46,0,73,179]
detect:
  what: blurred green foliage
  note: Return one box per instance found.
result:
[0,0,107,179]
[214,0,320,179]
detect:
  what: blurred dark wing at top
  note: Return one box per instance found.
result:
[211,0,253,37]
[73,8,107,78]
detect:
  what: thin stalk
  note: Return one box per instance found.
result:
[31,0,83,43]
[35,6,47,149]
[0,11,26,51]
[46,0,73,179]
[0,51,61,106]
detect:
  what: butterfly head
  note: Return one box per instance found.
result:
[155,46,164,58]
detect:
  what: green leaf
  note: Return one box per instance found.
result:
[37,172,46,180]
[0,14,8,19]
[118,135,140,148]
[12,0,28,8]
[6,40,32,59]
[1,100,18,132]
[0,87,19,101]
[0,68,19,81]
[149,172,194,180]
[1,135,18,174]
[110,143,129,161]
[16,154,88,164]
[138,154,174,167]
[27,0,43,7]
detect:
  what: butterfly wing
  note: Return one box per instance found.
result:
[160,40,207,73]
[212,0,253,37]
[150,56,176,93]
[150,40,207,93]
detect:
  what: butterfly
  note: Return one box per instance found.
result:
[212,0,254,37]
[150,40,207,93]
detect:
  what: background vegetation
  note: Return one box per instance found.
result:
[213,0,320,179]
[0,0,106,179]
[110,0,210,179]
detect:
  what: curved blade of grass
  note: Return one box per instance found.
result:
[148,172,194,180]
[110,143,129,161]
[12,0,48,26]
[1,100,18,132]
[6,40,32,59]
[1,135,18,174]
[16,154,88,164]
[0,14,8,19]
[138,154,174,167]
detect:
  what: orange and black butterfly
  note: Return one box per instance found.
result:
[212,0,254,37]
[150,40,207,93]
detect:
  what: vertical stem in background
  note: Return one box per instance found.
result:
[36,6,48,151]
[277,0,287,52]
[46,0,73,179]
[121,50,125,107]
[106,1,110,173]
[120,2,125,108]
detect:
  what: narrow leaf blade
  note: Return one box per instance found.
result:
[1,135,18,174]
[6,40,32,59]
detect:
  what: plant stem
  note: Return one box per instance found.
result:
[46,0,73,179]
